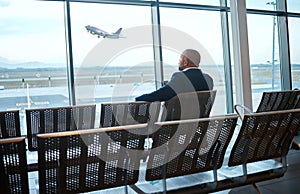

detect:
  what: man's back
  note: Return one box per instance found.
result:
[168,68,209,94]
[136,68,210,102]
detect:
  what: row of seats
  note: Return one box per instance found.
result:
[1,108,300,193]
[1,89,300,193]
[0,90,217,151]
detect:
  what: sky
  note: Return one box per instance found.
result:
[0,0,66,63]
[0,0,300,66]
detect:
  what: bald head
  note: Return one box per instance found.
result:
[182,49,201,66]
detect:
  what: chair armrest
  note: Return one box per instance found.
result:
[234,104,254,119]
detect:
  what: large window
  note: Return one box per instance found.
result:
[0,0,67,134]
[245,0,278,11]
[247,14,281,109]
[159,7,227,115]
[287,0,300,13]
[289,17,300,89]
[69,2,154,121]
[159,0,220,6]
[2,0,298,123]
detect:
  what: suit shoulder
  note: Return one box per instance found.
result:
[172,71,182,76]
[169,71,182,80]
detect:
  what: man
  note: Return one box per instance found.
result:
[135,49,213,102]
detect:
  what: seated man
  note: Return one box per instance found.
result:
[136,49,213,102]
[203,73,214,90]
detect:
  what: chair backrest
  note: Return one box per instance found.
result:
[26,104,96,151]
[37,124,147,194]
[228,109,300,167]
[99,101,160,128]
[162,90,216,121]
[0,137,29,194]
[256,90,300,113]
[293,90,300,109]
[0,110,21,138]
[203,73,214,90]
[146,115,238,181]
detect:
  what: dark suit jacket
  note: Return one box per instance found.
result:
[135,68,211,102]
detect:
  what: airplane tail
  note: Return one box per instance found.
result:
[114,28,122,35]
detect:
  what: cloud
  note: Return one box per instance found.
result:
[0,1,10,7]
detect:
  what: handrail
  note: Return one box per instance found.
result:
[234,104,253,120]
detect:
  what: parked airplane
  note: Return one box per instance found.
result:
[85,25,123,39]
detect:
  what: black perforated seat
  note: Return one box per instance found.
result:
[37,124,147,193]
[162,90,216,121]
[0,137,29,194]
[99,101,160,127]
[26,104,96,151]
[0,110,21,138]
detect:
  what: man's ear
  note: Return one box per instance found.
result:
[183,57,188,66]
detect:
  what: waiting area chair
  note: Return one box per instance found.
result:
[219,109,300,193]
[99,101,160,128]
[161,90,216,121]
[0,137,29,194]
[293,93,300,149]
[132,115,238,193]
[133,109,300,193]
[256,89,300,112]
[26,104,96,151]
[234,89,300,150]
[0,110,21,138]
[235,89,300,119]
[37,124,148,194]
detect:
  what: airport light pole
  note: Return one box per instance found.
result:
[267,1,276,90]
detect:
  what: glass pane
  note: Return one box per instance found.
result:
[289,18,300,89]
[247,14,281,109]
[245,0,278,11]
[0,0,68,134]
[159,7,227,115]
[70,2,154,122]
[287,0,300,13]
[159,0,221,6]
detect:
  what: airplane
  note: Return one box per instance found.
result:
[85,25,123,39]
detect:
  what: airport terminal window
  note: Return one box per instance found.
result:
[69,2,154,120]
[1,0,298,130]
[245,0,278,11]
[159,7,227,115]
[0,0,68,134]
[247,14,281,109]
[288,17,300,89]
[287,0,300,13]
[159,0,221,6]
